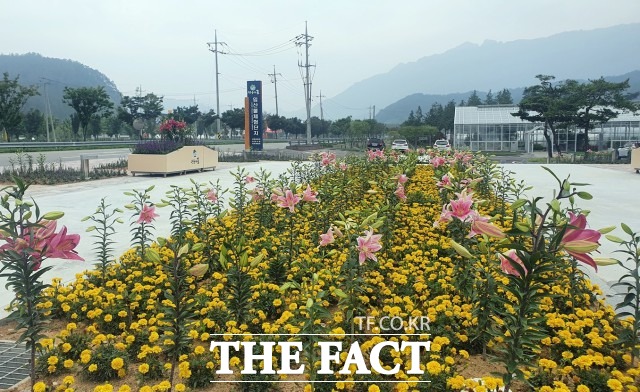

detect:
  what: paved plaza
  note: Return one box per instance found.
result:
[0,160,638,318]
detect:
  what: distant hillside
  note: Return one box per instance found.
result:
[376,70,640,124]
[0,53,121,120]
[324,23,640,120]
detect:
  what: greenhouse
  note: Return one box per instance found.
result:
[453,105,640,152]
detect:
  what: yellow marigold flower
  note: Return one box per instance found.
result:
[64,359,74,368]
[426,360,442,375]
[576,385,590,392]
[117,386,131,392]
[194,345,205,355]
[447,375,466,389]
[368,386,380,392]
[175,384,186,392]
[34,382,47,392]
[138,363,149,374]
[607,379,623,391]
[104,314,113,322]
[458,349,469,359]
[111,357,124,370]
[47,364,56,373]
[272,299,282,307]
[48,356,59,365]
[62,343,72,353]
[80,350,91,364]
[200,332,210,341]
[63,375,75,385]
[88,364,98,372]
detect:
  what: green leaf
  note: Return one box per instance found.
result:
[333,288,348,299]
[191,242,204,252]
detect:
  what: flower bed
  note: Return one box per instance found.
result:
[2,150,639,392]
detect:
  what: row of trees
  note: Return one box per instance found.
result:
[1,72,394,142]
[514,75,639,156]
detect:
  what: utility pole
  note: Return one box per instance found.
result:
[315,90,325,122]
[42,82,50,142]
[207,30,226,135]
[296,21,314,144]
[373,105,376,120]
[268,65,282,116]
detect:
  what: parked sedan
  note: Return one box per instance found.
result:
[433,139,451,151]
[391,139,410,152]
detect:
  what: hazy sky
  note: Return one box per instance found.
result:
[2,0,640,118]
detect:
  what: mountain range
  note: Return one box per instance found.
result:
[0,53,121,119]
[323,23,640,122]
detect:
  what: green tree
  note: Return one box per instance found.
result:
[403,110,420,126]
[310,116,330,137]
[566,77,638,151]
[196,109,217,136]
[21,109,45,141]
[513,75,573,158]
[328,116,351,136]
[467,90,482,106]
[221,108,245,136]
[485,89,497,105]
[0,72,39,141]
[173,105,201,125]
[496,88,514,104]
[63,86,113,141]
[397,124,438,147]
[118,93,164,137]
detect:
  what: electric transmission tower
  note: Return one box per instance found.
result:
[207,30,226,135]
[268,65,282,116]
[295,22,314,144]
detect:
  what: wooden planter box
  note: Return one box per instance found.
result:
[632,148,640,173]
[128,146,218,177]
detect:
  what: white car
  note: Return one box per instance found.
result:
[618,141,639,159]
[391,139,409,152]
[433,139,451,151]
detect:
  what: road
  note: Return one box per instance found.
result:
[0,142,292,168]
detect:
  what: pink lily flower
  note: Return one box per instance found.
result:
[339,163,348,171]
[448,189,474,222]
[431,156,446,168]
[44,226,84,262]
[251,187,265,201]
[560,212,601,270]
[356,229,383,265]
[469,219,505,239]
[319,227,335,246]
[320,152,336,167]
[436,174,451,189]
[498,249,527,277]
[244,175,255,184]
[276,190,300,213]
[206,190,218,203]
[396,174,408,184]
[394,184,407,201]
[302,185,319,202]
[137,204,159,224]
